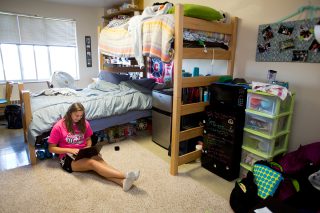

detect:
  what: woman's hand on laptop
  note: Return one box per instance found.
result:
[68,148,80,156]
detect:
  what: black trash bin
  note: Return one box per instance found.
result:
[4,105,22,129]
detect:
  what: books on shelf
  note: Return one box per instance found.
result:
[182,86,209,104]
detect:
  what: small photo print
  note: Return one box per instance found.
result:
[262,26,274,41]
[278,24,294,36]
[257,42,271,53]
[292,50,308,62]
[309,39,320,53]
[279,39,295,51]
[299,25,312,41]
[85,36,91,45]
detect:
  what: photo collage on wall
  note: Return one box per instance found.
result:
[256,18,320,63]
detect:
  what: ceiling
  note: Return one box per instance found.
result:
[37,0,130,8]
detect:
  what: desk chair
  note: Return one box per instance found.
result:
[0,81,14,115]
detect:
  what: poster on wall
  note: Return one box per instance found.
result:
[85,36,92,67]
[256,18,320,63]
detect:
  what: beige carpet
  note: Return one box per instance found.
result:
[0,140,232,213]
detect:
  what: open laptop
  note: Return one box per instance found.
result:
[67,145,103,161]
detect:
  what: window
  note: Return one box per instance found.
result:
[0,12,78,82]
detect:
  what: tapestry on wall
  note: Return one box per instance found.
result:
[147,57,173,85]
[256,18,320,63]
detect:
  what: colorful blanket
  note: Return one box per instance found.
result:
[99,14,174,63]
[99,14,231,63]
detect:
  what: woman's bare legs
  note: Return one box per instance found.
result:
[90,155,125,186]
[71,157,124,179]
[70,155,139,191]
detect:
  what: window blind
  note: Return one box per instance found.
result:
[0,13,20,44]
[0,12,76,47]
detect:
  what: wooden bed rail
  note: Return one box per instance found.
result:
[18,82,37,165]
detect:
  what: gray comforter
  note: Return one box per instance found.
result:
[28,80,152,144]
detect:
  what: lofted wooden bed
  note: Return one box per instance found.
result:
[97,3,238,175]
[169,4,238,175]
[18,4,237,168]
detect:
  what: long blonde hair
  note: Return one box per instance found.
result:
[64,102,86,134]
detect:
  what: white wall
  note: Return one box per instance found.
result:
[144,0,320,151]
[0,0,104,96]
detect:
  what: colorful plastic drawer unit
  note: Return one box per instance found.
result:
[239,90,295,179]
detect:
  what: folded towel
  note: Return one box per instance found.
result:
[252,81,289,100]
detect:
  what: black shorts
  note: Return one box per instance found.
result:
[60,155,73,173]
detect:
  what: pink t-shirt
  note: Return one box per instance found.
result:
[48,119,93,159]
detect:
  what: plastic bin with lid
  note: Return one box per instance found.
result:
[246,90,293,116]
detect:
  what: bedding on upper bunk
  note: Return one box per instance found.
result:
[27,80,152,144]
[98,4,231,67]
[99,14,174,64]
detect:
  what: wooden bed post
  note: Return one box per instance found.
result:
[28,143,37,165]
[18,83,27,143]
[98,25,104,71]
[227,17,238,76]
[22,90,37,165]
[170,4,183,176]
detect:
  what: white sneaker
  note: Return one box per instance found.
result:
[123,178,134,192]
[126,170,140,181]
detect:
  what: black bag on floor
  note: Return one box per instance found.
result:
[4,105,22,129]
[230,171,260,213]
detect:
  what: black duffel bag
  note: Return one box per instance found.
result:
[4,104,22,129]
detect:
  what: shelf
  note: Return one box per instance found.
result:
[180,102,209,116]
[103,8,142,20]
[179,126,204,141]
[100,66,144,73]
[183,48,231,60]
[178,149,202,166]
[181,75,224,88]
